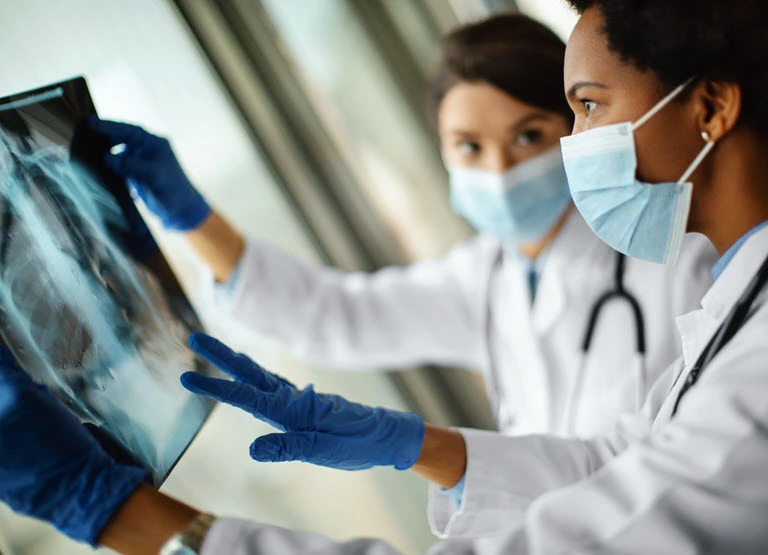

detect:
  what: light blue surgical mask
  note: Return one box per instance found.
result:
[449,145,572,244]
[560,80,715,264]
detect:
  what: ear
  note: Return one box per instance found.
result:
[695,80,742,142]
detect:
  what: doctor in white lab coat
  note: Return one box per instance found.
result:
[3,1,768,553]
[89,14,714,445]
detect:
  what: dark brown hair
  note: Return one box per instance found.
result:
[430,13,572,125]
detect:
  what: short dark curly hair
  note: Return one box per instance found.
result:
[430,14,572,126]
[565,0,768,133]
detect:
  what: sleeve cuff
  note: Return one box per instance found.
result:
[439,474,466,511]
[212,251,245,302]
[427,429,531,539]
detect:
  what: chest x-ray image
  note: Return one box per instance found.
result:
[0,78,215,485]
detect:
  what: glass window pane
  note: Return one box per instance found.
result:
[516,0,578,39]
[259,0,471,260]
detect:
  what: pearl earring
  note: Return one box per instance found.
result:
[701,130,713,142]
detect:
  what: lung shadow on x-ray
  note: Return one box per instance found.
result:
[0,78,215,485]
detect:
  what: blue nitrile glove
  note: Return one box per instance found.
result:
[0,347,147,546]
[181,333,425,471]
[87,118,211,231]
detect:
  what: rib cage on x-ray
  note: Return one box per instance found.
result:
[0,126,211,483]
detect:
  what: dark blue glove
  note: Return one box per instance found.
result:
[0,347,147,546]
[181,333,425,471]
[70,120,160,262]
[87,118,211,231]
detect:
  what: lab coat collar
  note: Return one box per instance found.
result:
[531,208,604,333]
[700,226,768,320]
[500,206,587,263]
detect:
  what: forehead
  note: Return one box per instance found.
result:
[438,81,546,131]
[563,6,651,94]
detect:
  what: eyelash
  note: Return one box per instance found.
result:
[455,130,544,155]
[515,129,543,146]
[457,141,481,155]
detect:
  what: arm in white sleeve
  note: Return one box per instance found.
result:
[426,428,624,539]
[202,518,403,555]
[427,358,683,538]
[202,517,528,555]
[215,237,499,371]
[201,517,521,555]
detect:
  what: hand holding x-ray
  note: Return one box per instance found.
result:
[88,117,211,232]
[0,345,146,546]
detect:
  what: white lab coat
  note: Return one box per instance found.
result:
[217,210,715,437]
[198,225,768,553]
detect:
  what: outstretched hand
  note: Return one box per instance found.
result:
[181,333,425,471]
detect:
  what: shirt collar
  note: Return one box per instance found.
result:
[702,223,768,320]
[712,220,768,280]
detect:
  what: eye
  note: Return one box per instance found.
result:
[457,140,481,156]
[581,99,597,114]
[515,129,543,147]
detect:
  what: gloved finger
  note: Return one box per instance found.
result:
[103,149,163,182]
[87,117,151,147]
[249,432,316,463]
[0,345,23,370]
[0,365,55,419]
[102,149,128,176]
[181,371,258,408]
[181,372,291,431]
[0,349,34,390]
[82,423,146,470]
[188,333,293,392]
[126,178,144,201]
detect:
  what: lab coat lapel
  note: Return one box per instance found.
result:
[493,247,551,430]
[654,226,768,426]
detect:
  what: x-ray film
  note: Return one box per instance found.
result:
[0,77,215,485]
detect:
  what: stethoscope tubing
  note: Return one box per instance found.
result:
[486,250,647,433]
[671,252,768,416]
[566,252,647,434]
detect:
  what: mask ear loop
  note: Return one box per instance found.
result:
[678,132,716,185]
[631,78,695,132]
[629,77,716,185]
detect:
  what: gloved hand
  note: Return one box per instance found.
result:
[181,333,425,471]
[87,118,211,231]
[71,120,160,262]
[0,347,147,546]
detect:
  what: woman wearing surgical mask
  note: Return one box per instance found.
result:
[88,15,715,444]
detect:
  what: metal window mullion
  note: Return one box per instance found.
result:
[217,0,412,268]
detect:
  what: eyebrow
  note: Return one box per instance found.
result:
[446,113,552,138]
[566,81,609,100]
[509,113,551,132]
[446,129,477,137]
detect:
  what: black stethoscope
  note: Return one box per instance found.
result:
[564,251,647,433]
[671,252,768,416]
